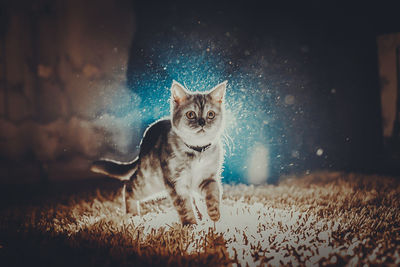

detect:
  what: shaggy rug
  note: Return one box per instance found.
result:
[0,171,399,266]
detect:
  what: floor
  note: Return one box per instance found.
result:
[0,171,399,266]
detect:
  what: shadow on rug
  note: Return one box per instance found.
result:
[0,172,399,266]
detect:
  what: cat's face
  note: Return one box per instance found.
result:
[170,81,226,146]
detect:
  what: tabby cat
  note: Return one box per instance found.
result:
[91,81,226,225]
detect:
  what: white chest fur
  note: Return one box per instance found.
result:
[189,147,221,190]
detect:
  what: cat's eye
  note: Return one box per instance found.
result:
[207,110,215,119]
[186,111,196,119]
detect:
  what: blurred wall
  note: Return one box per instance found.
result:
[377,33,400,138]
[0,0,135,183]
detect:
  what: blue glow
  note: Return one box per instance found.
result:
[100,30,304,184]
[121,40,285,183]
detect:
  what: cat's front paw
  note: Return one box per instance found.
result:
[207,204,220,222]
[182,217,197,226]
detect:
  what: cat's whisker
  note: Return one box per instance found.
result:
[224,132,235,156]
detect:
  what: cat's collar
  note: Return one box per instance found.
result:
[184,143,211,153]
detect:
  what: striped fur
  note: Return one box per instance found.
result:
[91,81,227,225]
[91,158,138,180]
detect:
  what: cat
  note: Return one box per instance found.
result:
[91,80,227,225]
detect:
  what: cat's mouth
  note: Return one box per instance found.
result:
[197,129,206,133]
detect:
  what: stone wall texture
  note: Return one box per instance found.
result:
[0,0,136,182]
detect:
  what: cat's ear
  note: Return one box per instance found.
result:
[171,80,188,104]
[209,81,227,103]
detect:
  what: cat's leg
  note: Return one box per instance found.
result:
[199,176,222,222]
[161,156,197,225]
[165,180,197,226]
[123,181,140,216]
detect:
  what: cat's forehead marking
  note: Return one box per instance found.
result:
[193,94,206,111]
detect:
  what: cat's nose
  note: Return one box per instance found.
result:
[198,118,205,126]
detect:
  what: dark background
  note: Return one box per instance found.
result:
[1,0,400,184]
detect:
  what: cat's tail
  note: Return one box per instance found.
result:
[90,157,138,181]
